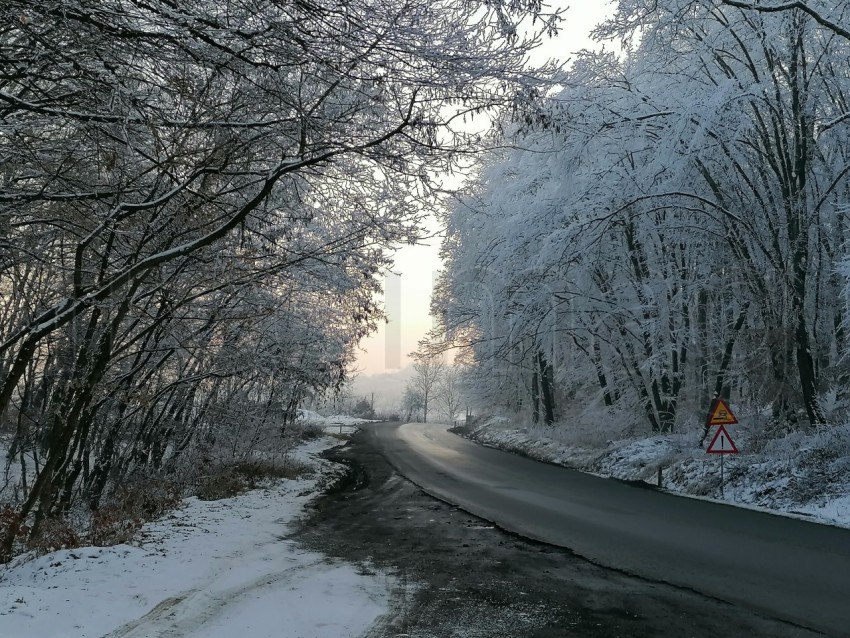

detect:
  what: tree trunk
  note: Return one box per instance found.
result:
[699,303,749,446]
[537,350,555,426]
[531,360,540,424]
[592,336,613,407]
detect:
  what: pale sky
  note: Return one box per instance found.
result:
[355,2,616,375]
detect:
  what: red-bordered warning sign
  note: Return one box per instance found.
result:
[705,398,738,427]
[706,425,738,454]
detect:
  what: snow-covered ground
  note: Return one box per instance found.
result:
[0,436,392,638]
[297,410,374,435]
[462,416,850,529]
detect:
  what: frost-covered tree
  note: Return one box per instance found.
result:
[409,352,445,423]
[401,385,425,423]
[437,366,465,424]
[0,0,559,558]
[438,0,850,434]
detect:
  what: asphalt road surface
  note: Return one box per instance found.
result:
[369,422,850,636]
[296,428,821,637]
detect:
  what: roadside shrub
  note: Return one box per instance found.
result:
[196,459,312,501]
[294,421,325,440]
[28,517,82,555]
[90,506,140,546]
[196,467,247,501]
[0,506,30,562]
[233,459,312,484]
[90,479,182,546]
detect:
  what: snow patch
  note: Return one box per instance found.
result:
[296,409,375,435]
[0,437,392,638]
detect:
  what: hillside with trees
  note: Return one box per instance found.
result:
[438,0,850,434]
[434,2,850,516]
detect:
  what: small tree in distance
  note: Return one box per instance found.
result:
[401,386,425,422]
[409,352,446,423]
[438,367,464,424]
[351,397,375,420]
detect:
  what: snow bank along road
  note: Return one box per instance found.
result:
[369,422,850,636]
[0,438,390,638]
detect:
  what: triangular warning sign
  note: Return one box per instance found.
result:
[706,425,738,454]
[705,398,738,426]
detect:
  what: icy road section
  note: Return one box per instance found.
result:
[0,437,391,638]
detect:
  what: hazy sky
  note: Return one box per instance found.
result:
[355,2,616,376]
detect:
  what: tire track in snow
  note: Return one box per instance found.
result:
[104,558,328,637]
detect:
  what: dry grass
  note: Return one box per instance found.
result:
[89,479,182,546]
[196,458,312,501]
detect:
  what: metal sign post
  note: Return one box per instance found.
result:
[706,424,738,498]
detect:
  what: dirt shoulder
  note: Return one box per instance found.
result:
[291,429,821,638]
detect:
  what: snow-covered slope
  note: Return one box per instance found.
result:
[0,437,391,638]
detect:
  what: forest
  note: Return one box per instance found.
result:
[3,0,850,562]
[436,0,850,437]
[0,0,556,559]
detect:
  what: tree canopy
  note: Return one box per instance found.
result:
[436,0,850,433]
[0,0,556,558]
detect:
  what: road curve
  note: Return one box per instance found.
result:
[367,422,850,636]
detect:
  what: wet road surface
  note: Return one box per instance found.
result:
[369,422,850,636]
[292,427,828,637]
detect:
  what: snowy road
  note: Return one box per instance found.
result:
[370,422,850,636]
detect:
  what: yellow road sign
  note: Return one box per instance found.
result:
[705,398,738,426]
